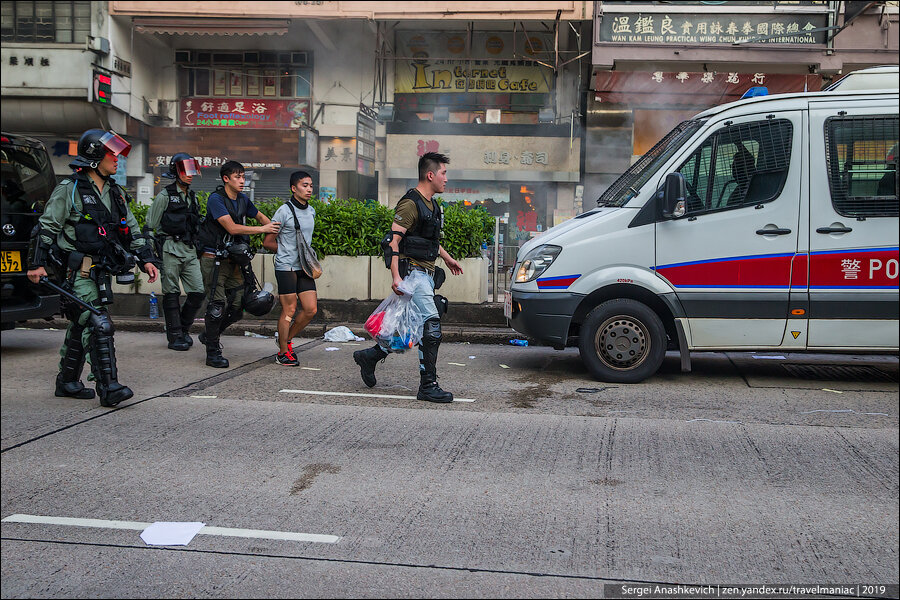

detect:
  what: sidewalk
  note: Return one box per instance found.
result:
[22,298,521,345]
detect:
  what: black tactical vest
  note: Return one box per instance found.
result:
[63,173,132,256]
[159,182,200,243]
[196,186,250,251]
[399,189,442,262]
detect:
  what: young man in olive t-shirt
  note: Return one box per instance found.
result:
[354,152,463,403]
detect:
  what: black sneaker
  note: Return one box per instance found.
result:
[276,351,299,366]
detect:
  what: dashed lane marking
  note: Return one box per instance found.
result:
[279,389,476,403]
[1,514,341,544]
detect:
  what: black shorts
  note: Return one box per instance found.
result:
[275,270,316,295]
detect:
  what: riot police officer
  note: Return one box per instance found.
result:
[196,160,279,368]
[27,129,159,407]
[353,152,463,403]
[144,153,204,351]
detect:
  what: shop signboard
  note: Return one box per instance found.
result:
[439,182,510,205]
[395,31,552,94]
[357,104,377,177]
[180,98,310,129]
[597,13,828,45]
[387,134,580,175]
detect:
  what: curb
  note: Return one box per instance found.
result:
[22,317,522,346]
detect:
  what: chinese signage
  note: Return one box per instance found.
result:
[386,134,580,177]
[395,31,552,94]
[357,104,377,177]
[440,182,510,205]
[180,98,309,129]
[152,155,282,170]
[598,13,827,45]
[592,71,821,105]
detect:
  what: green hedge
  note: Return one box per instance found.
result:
[129,193,494,259]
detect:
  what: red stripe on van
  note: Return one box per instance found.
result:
[657,254,793,288]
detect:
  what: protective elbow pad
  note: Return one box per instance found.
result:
[135,243,158,267]
[28,226,57,269]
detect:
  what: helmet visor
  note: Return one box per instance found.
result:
[99,132,132,157]
[175,158,201,177]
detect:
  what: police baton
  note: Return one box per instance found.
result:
[38,276,102,317]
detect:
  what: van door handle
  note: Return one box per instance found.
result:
[756,227,792,235]
[816,226,852,234]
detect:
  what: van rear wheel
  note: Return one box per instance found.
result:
[578,299,666,383]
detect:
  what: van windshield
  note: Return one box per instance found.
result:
[597,119,706,207]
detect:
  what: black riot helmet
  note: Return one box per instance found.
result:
[226,241,253,266]
[69,129,131,169]
[242,288,275,317]
[164,152,201,182]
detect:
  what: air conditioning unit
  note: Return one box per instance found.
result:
[145,98,173,124]
[87,36,109,56]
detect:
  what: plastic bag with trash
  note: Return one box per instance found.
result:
[324,325,364,342]
[364,270,433,353]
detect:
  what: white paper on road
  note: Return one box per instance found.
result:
[140,521,206,546]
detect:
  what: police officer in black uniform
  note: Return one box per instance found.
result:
[27,129,159,407]
[354,152,463,402]
[144,153,204,351]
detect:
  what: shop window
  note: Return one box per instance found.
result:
[675,119,792,214]
[825,115,899,218]
[177,52,312,100]
[1,0,90,43]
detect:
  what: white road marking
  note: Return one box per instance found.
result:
[191,395,218,399]
[280,389,476,402]
[1,514,340,544]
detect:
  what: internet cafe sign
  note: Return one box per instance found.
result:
[395,31,552,94]
[598,13,827,45]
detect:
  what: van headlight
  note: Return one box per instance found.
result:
[515,245,562,283]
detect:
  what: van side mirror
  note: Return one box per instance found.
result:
[659,172,687,219]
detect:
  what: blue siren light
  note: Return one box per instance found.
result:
[741,86,769,99]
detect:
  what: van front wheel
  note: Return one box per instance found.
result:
[579,299,666,383]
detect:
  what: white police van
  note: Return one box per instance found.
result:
[506,67,899,383]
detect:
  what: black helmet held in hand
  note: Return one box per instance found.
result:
[242,288,275,316]
[69,129,131,169]
[225,242,253,266]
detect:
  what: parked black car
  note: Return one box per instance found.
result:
[1,132,60,330]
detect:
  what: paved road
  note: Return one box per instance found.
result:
[2,328,898,598]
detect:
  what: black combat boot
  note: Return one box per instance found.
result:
[163,293,189,351]
[416,318,453,403]
[203,302,229,368]
[353,345,388,387]
[89,313,133,407]
[54,323,95,399]
[179,292,205,347]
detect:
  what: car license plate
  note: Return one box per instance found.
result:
[503,290,512,320]
[1,250,22,273]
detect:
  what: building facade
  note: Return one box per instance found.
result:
[2,0,592,251]
[586,0,899,202]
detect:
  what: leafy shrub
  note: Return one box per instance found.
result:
[129,193,494,258]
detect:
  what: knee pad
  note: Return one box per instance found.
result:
[184,292,205,309]
[423,318,442,344]
[89,311,115,336]
[207,301,226,320]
